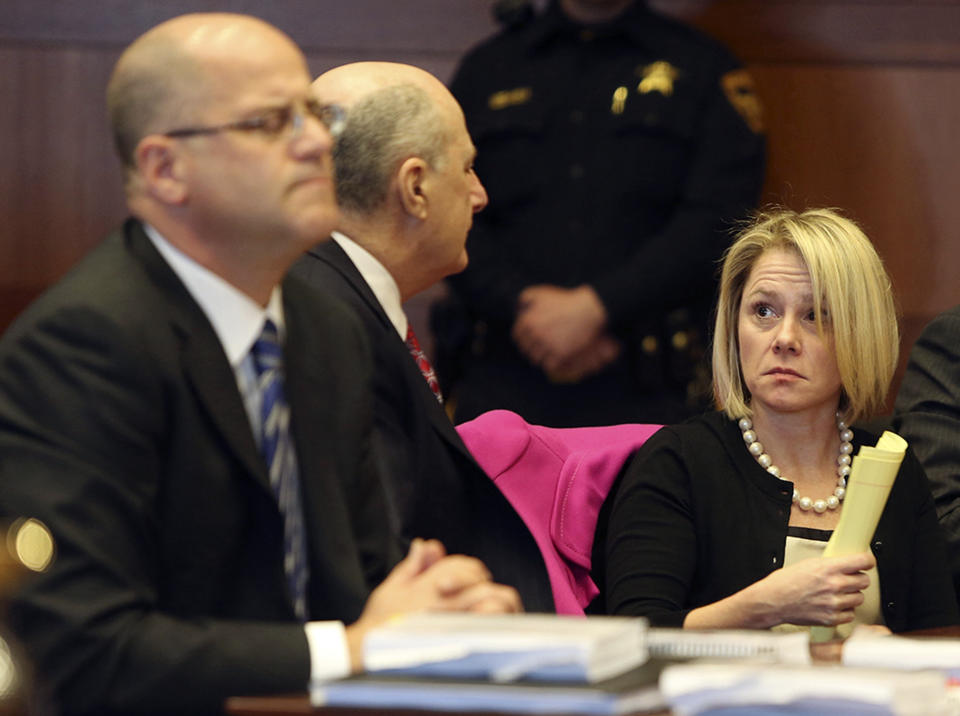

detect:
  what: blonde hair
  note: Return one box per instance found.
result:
[712,208,898,424]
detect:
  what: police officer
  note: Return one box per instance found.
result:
[439,0,765,427]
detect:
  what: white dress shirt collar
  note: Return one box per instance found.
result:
[331,231,406,340]
[143,222,285,366]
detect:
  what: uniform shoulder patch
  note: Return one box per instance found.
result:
[721,69,764,133]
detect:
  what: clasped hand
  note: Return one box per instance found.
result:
[346,538,522,671]
[511,284,619,382]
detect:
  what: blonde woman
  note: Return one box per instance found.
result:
[603,208,957,633]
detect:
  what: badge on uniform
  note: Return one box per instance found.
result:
[636,61,679,97]
[721,69,764,133]
[610,86,629,115]
[487,86,532,110]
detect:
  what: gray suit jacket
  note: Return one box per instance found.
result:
[895,303,960,605]
[0,220,401,715]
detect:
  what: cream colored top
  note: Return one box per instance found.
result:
[772,527,882,638]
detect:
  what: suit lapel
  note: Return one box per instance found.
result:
[180,336,271,493]
[309,241,478,466]
[418,368,478,464]
[125,220,272,496]
[282,278,376,608]
[321,242,481,466]
[308,242,394,334]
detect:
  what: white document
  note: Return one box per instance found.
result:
[362,613,648,683]
[659,661,953,716]
[844,631,960,676]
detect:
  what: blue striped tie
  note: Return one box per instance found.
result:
[251,319,309,621]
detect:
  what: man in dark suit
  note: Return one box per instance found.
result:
[292,62,555,612]
[895,304,960,605]
[0,16,519,716]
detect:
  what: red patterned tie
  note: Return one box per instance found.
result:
[405,325,443,404]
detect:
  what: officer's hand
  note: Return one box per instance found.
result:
[545,333,621,383]
[512,284,608,371]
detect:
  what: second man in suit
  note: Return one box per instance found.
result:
[293,62,555,612]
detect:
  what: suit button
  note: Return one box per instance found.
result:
[885,601,896,612]
[771,555,779,566]
[873,540,883,553]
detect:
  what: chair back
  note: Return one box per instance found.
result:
[456,410,661,614]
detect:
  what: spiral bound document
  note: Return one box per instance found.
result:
[646,628,810,664]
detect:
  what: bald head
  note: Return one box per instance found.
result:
[314,62,462,215]
[313,62,454,110]
[107,13,305,172]
[105,13,336,302]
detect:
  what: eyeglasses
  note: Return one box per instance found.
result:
[164,100,346,141]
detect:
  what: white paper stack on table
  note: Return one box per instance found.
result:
[311,660,669,715]
[844,630,960,675]
[361,613,648,682]
[844,630,960,702]
[310,613,664,714]
[659,661,953,716]
[314,614,929,714]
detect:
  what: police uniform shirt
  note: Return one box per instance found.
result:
[448,0,765,336]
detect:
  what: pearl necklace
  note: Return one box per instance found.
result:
[738,415,852,514]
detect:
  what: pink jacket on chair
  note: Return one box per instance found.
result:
[455,410,662,615]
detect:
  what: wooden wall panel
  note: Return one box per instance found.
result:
[3,0,960,412]
[661,1,960,405]
[752,65,960,311]
[0,1,497,56]
[750,63,960,402]
[0,45,127,328]
[0,0,496,334]
[663,0,960,65]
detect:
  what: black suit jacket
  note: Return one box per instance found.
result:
[292,241,554,612]
[0,220,401,716]
[895,303,960,604]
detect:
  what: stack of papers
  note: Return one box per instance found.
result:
[311,660,668,714]
[362,613,648,683]
[844,631,960,680]
[311,613,658,714]
[659,661,952,716]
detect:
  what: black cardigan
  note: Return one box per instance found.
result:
[603,411,959,631]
